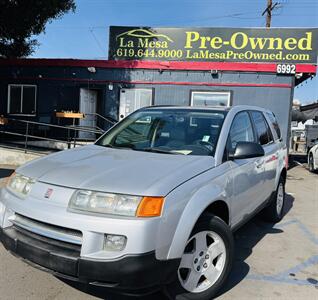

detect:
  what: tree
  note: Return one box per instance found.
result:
[0,0,76,58]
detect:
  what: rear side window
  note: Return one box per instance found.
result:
[227,111,255,151]
[266,112,281,140]
[250,111,273,145]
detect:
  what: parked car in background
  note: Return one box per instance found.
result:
[308,140,318,172]
[306,125,318,153]
[0,105,287,299]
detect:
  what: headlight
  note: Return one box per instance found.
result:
[68,190,164,218]
[6,173,35,197]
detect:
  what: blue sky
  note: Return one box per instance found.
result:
[31,0,318,103]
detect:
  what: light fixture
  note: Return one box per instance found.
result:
[87,67,96,73]
[295,73,303,79]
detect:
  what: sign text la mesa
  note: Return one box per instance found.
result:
[119,38,169,49]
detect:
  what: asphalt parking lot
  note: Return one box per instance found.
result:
[0,162,317,300]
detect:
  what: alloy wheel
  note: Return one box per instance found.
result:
[276,183,284,215]
[178,231,226,293]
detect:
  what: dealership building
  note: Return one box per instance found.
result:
[0,27,317,144]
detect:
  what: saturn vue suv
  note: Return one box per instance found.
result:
[0,105,287,299]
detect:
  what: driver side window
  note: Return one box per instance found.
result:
[227,111,255,154]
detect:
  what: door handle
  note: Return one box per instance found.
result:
[255,159,264,169]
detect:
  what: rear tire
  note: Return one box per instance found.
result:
[262,176,285,223]
[308,153,315,172]
[164,215,234,300]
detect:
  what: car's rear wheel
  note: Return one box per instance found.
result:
[308,153,315,172]
[164,215,234,300]
[262,176,285,223]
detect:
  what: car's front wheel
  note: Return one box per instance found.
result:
[164,215,234,300]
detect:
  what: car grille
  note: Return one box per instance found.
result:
[11,214,82,246]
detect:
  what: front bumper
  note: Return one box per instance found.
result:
[0,226,180,293]
[0,186,163,259]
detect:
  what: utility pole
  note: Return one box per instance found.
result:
[262,0,279,28]
[266,0,272,28]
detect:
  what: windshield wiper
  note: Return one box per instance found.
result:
[102,144,182,155]
[102,144,114,148]
[141,147,183,155]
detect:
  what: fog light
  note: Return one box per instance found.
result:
[104,234,127,251]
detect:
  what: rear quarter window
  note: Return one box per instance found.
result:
[250,111,273,145]
[266,112,282,140]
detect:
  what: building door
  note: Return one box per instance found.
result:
[79,88,97,139]
[119,88,153,120]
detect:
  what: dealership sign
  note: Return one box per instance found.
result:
[109,26,318,64]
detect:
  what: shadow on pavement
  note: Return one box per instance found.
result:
[288,153,308,171]
[217,193,294,297]
[56,278,165,300]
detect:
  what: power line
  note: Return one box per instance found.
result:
[46,10,265,29]
[129,11,265,26]
[89,27,106,56]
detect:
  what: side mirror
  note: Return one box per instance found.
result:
[229,141,264,160]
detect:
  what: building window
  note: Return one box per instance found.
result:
[191,91,231,107]
[8,84,37,115]
[119,88,153,120]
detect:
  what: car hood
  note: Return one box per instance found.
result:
[17,145,215,196]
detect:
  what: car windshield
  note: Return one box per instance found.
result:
[96,108,227,156]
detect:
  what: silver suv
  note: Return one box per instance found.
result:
[0,105,287,299]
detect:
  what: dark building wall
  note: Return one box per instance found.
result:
[0,64,293,143]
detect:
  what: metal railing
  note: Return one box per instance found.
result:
[0,117,108,153]
[84,112,117,132]
[85,112,117,125]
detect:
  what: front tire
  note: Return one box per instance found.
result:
[262,176,285,223]
[164,215,234,300]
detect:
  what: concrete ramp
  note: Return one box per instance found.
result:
[0,146,46,166]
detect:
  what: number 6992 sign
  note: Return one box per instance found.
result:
[276,64,296,74]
